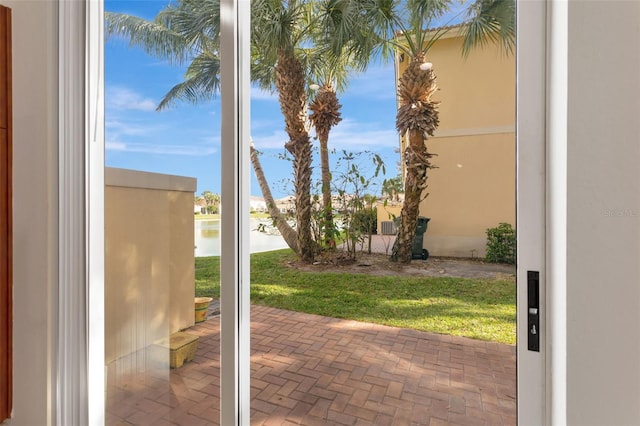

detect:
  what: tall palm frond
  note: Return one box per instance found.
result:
[157,52,221,110]
[461,0,515,56]
[156,0,221,49]
[406,0,455,54]
[251,0,312,59]
[105,12,192,65]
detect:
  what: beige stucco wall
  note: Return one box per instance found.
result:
[105,167,196,364]
[397,33,515,257]
[421,133,515,257]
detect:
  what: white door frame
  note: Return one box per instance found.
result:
[57,0,105,425]
[516,1,547,424]
[219,0,252,424]
[516,1,568,424]
[57,0,563,424]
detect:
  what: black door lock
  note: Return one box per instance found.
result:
[527,271,540,352]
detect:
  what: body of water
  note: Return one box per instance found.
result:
[194,219,290,257]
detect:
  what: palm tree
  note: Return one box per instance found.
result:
[249,0,328,262]
[395,1,513,263]
[391,51,439,262]
[322,0,515,262]
[250,143,299,252]
[308,82,342,248]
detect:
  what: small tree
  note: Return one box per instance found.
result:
[382,175,404,203]
[332,151,385,260]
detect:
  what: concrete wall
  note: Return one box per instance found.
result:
[105,167,196,364]
[397,33,515,257]
[565,2,640,424]
[4,1,58,424]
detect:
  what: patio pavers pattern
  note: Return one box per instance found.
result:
[106,305,516,425]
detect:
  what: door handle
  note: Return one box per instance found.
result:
[528,271,540,352]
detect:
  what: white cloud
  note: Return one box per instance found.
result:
[252,118,399,151]
[106,119,164,136]
[198,135,222,147]
[251,118,282,132]
[105,141,127,151]
[251,86,278,102]
[106,86,158,111]
[106,139,218,156]
[252,130,289,149]
[321,119,399,149]
[248,65,396,103]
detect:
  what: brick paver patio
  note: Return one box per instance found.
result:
[106,305,516,425]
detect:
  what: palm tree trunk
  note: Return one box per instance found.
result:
[287,140,315,262]
[250,145,299,254]
[275,49,315,262]
[391,131,432,263]
[309,84,341,249]
[318,132,335,248]
[392,55,439,263]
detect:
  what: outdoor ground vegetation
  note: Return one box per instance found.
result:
[195,249,516,344]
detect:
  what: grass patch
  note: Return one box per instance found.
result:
[195,212,271,221]
[195,249,516,344]
[195,255,220,297]
[194,214,220,220]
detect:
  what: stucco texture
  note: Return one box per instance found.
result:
[105,168,196,364]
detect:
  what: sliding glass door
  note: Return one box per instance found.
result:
[80,0,550,424]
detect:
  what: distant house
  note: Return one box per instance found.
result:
[249,196,267,213]
[275,196,296,214]
[194,198,207,214]
[394,28,515,257]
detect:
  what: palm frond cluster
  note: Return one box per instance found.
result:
[309,84,342,142]
[396,54,439,138]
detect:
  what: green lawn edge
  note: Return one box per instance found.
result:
[195,249,516,345]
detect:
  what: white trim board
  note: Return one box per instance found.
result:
[432,124,514,139]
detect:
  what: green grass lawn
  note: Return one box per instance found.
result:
[194,212,271,220]
[195,249,516,344]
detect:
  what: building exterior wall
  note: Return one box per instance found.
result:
[397,33,515,257]
[420,133,514,257]
[105,168,196,364]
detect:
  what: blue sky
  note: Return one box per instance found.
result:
[104,1,404,199]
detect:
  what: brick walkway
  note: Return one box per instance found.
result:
[106,306,516,425]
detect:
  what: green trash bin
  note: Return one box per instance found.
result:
[412,217,430,260]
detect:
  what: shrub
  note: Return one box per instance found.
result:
[351,207,377,234]
[485,223,516,264]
